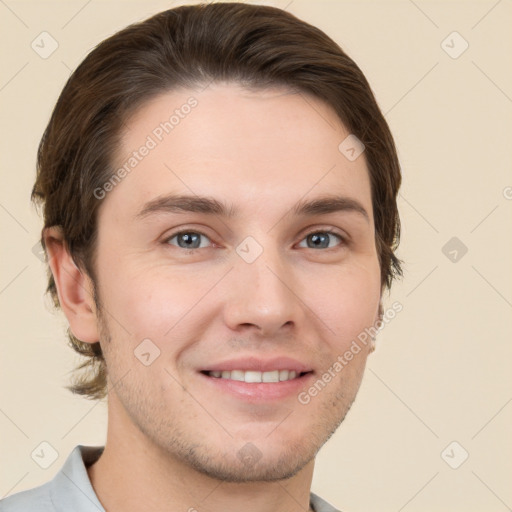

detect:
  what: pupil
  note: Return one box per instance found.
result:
[181,233,199,248]
[310,233,328,249]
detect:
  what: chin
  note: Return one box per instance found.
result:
[179,441,316,483]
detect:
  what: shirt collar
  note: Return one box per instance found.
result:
[49,445,105,512]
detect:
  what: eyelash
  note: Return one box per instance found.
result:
[163,228,347,251]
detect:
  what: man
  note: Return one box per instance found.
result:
[1,2,402,511]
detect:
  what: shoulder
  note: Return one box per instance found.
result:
[0,444,104,512]
[0,481,54,511]
[310,492,344,512]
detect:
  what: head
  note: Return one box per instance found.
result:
[37,2,402,482]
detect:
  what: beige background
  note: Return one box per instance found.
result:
[1,1,511,511]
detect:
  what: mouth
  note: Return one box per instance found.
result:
[201,369,311,383]
[197,357,315,401]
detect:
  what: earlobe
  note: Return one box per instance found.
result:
[43,226,99,344]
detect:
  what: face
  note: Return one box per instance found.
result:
[91,82,381,482]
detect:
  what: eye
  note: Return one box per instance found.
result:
[297,229,345,250]
[165,230,212,250]
[164,228,346,252]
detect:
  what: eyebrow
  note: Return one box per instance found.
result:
[135,193,370,223]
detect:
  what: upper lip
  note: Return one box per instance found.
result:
[201,356,313,373]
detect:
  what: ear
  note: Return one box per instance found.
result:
[369,300,383,354]
[376,301,384,324]
[43,226,99,344]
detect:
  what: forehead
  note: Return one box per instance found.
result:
[103,82,373,225]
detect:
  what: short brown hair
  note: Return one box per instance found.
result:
[33,2,403,401]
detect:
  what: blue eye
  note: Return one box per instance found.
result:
[164,229,346,252]
[166,231,211,250]
[298,230,345,250]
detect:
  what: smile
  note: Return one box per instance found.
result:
[203,369,307,383]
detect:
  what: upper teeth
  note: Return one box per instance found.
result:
[207,370,298,383]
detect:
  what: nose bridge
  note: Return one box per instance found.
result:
[223,234,302,333]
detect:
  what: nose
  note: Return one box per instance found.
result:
[221,242,305,336]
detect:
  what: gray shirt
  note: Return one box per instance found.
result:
[0,445,341,512]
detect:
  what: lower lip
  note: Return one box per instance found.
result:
[198,372,315,401]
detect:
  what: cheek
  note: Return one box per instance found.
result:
[115,281,177,338]
[314,260,381,347]
[103,264,211,343]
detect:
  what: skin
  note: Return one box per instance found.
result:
[46,82,382,512]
